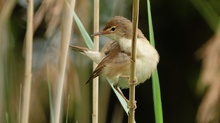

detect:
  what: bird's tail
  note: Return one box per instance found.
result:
[69,45,88,55]
[69,45,102,64]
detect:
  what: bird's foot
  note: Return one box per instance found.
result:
[120,75,138,85]
[128,76,138,85]
[127,100,137,110]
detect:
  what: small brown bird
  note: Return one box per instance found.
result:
[70,41,130,87]
[70,16,159,102]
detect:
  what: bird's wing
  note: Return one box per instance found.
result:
[86,41,131,84]
[100,41,117,55]
[85,64,105,84]
[85,42,120,84]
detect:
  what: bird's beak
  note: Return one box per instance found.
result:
[91,31,103,36]
[91,30,109,36]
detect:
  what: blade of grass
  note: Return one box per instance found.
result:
[18,84,22,123]
[48,81,54,123]
[147,0,155,46]
[47,66,54,123]
[65,95,70,123]
[107,79,129,114]
[64,0,94,50]
[147,0,163,123]
[72,11,94,49]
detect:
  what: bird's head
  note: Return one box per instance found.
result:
[92,16,133,41]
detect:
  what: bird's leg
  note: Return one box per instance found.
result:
[120,75,130,79]
[127,77,137,109]
[113,84,129,103]
[120,75,138,85]
[120,75,138,109]
[114,77,137,109]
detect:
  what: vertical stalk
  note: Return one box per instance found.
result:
[21,0,34,123]
[129,0,139,123]
[93,0,99,123]
[147,0,163,122]
[54,0,75,123]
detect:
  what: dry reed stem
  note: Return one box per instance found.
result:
[54,0,75,123]
[129,0,139,122]
[33,0,64,38]
[93,0,99,123]
[196,25,220,123]
[33,0,50,33]
[45,0,64,38]
[21,0,34,123]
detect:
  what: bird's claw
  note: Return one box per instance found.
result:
[128,76,138,85]
[127,100,137,110]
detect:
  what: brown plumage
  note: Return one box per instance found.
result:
[70,41,131,85]
[100,16,145,39]
[70,16,159,103]
[85,41,130,84]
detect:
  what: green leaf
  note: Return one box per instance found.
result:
[47,77,54,123]
[65,0,94,49]
[147,0,164,123]
[72,12,94,49]
[107,79,129,115]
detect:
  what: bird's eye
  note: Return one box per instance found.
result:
[110,27,116,31]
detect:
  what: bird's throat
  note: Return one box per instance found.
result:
[118,37,147,54]
[118,37,132,53]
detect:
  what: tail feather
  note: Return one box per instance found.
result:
[70,45,105,84]
[70,45,103,64]
[69,45,88,54]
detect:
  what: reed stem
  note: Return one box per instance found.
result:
[54,0,75,123]
[129,0,139,122]
[21,0,34,123]
[92,0,99,123]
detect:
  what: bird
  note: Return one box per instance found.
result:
[70,41,131,87]
[70,16,159,104]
